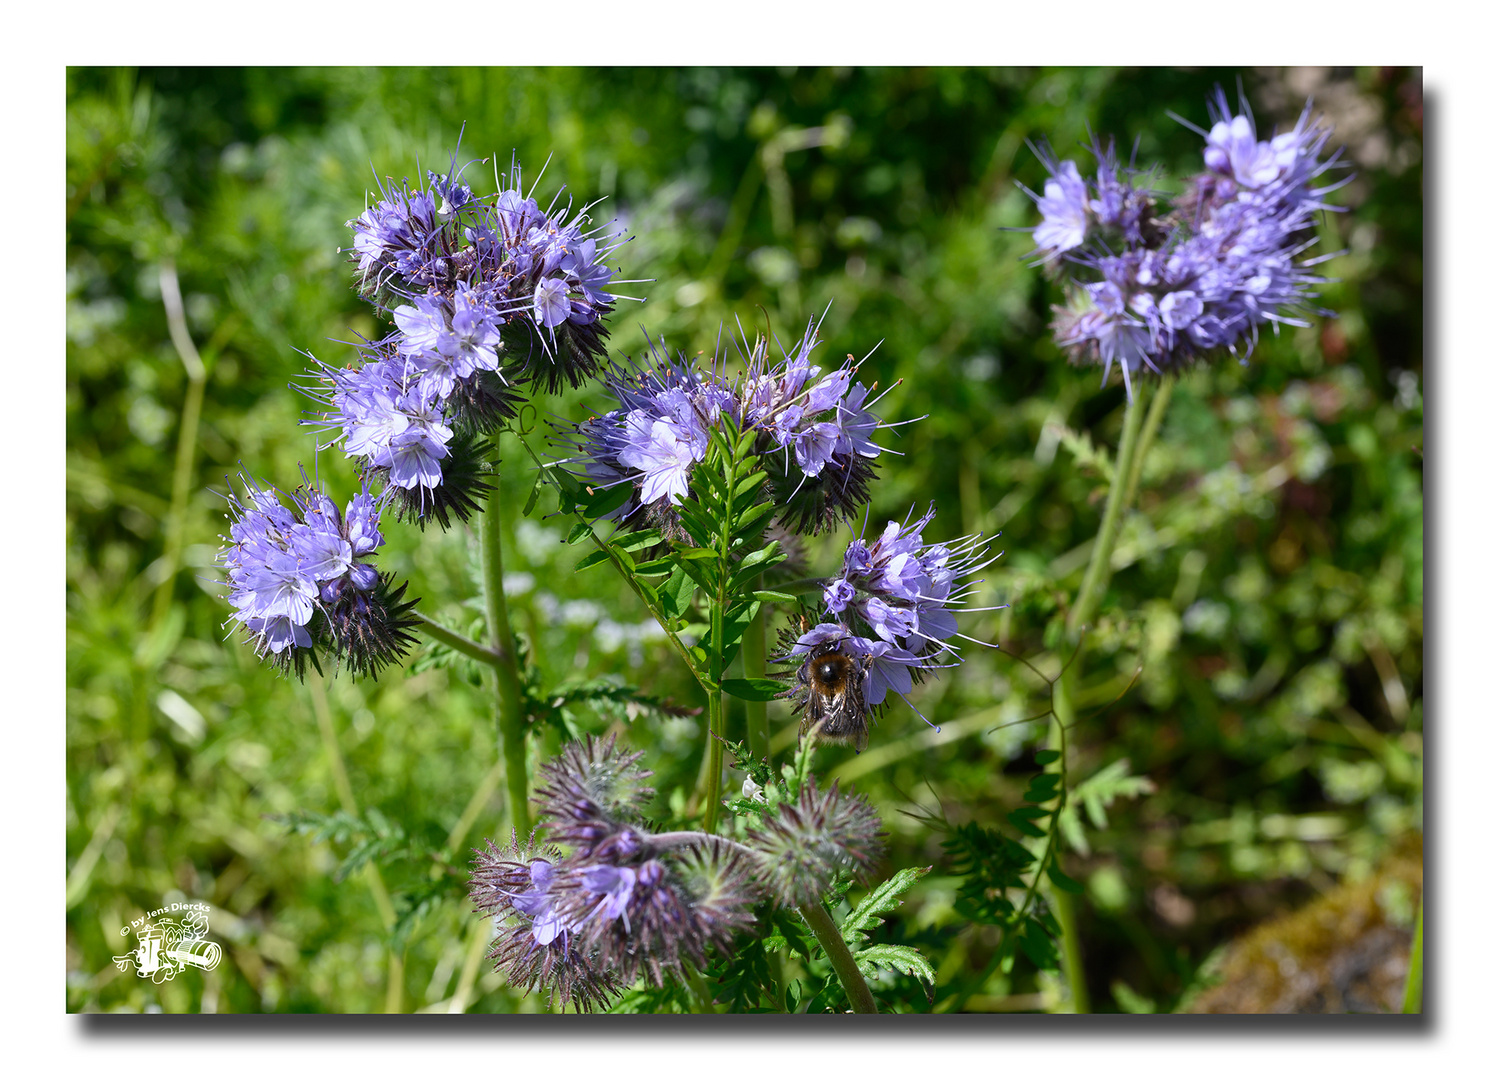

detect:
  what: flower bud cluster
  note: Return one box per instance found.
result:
[470,736,757,1008]
[743,776,885,908]
[1025,90,1348,392]
[216,474,415,679]
[309,159,630,524]
[789,503,997,713]
[470,736,890,1008]
[557,314,899,537]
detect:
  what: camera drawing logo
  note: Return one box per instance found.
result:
[112,902,223,984]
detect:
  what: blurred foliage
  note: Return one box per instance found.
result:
[66,66,1422,1013]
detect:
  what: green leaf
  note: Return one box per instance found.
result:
[1006,812,1047,838]
[522,476,541,517]
[1024,773,1061,802]
[752,589,796,603]
[721,677,787,702]
[854,944,937,1001]
[1047,863,1085,895]
[574,549,612,573]
[1033,749,1061,766]
[841,866,930,941]
[565,521,594,545]
[733,500,776,535]
[733,469,768,502]
[1018,922,1062,972]
[612,529,663,551]
[582,482,634,520]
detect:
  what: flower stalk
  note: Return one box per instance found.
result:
[799,899,878,1014]
[479,442,531,836]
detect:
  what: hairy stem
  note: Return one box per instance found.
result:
[1046,386,1155,1013]
[703,591,727,834]
[1066,383,1148,641]
[1118,375,1174,521]
[799,899,878,1014]
[414,611,509,667]
[744,612,771,766]
[479,442,531,837]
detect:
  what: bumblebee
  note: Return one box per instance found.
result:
[791,639,871,753]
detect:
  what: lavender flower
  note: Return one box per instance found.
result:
[1025,90,1349,394]
[313,153,636,527]
[217,474,416,679]
[782,503,998,742]
[556,314,904,538]
[469,835,621,1013]
[473,737,759,1002]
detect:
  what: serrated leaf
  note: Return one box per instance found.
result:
[841,866,930,940]
[721,677,787,702]
[854,944,937,1000]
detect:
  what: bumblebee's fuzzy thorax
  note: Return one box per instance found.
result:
[786,639,872,753]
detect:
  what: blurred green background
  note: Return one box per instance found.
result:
[66,66,1422,1013]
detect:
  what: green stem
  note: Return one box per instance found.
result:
[703,591,727,834]
[1052,886,1089,1014]
[1402,894,1423,1013]
[478,442,531,837]
[414,611,508,667]
[799,899,878,1014]
[744,612,770,767]
[1118,376,1174,521]
[1066,383,1149,641]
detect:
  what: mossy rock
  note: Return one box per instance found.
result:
[1183,832,1421,1014]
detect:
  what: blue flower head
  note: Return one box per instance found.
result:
[216,473,416,680]
[781,503,1000,747]
[1024,90,1350,395]
[319,150,638,528]
[556,313,907,540]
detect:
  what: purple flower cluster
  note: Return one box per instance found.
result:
[470,736,757,1009]
[310,157,631,525]
[789,504,998,714]
[217,475,414,679]
[1024,91,1348,394]
[558,315,899,537]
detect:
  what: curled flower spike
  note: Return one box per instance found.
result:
[469,834,621,1013]
[744,777,884,907]
[216,473,416,680]
[1023,89,1350,395]
[554,312,909,539]
[472,739,762,1003]
[313,151,638,526]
